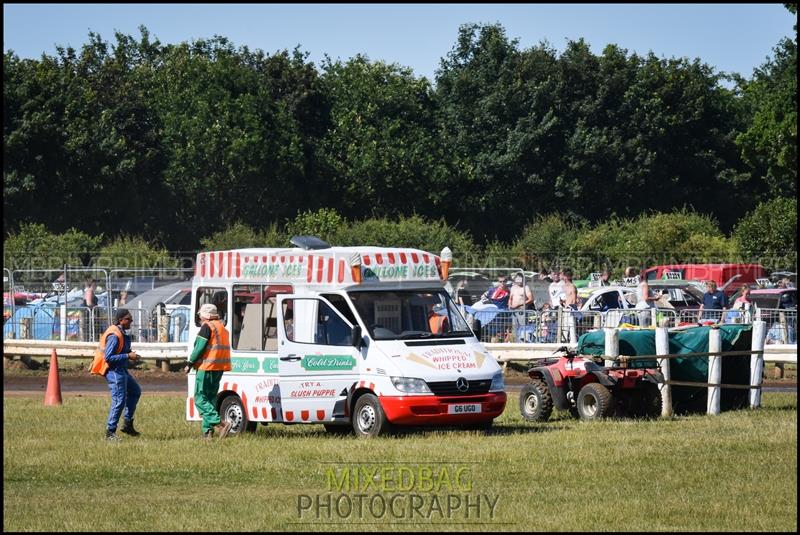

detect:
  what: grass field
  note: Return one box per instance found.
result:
[3,392,797,532]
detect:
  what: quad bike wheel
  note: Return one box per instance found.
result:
[519,379,553,422]
[576,382,614,420]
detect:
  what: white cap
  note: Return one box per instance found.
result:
[199,303,219,320]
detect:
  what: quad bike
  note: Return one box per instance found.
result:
[519,346,663,421]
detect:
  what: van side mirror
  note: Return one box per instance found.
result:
[351,325,363,349]
[471,319,482,336]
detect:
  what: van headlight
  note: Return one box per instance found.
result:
[391,377,432,394]
[489,372,504,392]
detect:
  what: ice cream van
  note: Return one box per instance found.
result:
[185,236,507,437]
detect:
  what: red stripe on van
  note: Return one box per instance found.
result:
[423,254,429,263]
[387,252,395,264]
[327,258,334,283]
[189,397,195,418]
[363,255,371,266]
[217,252,223,277]
[307,256,314,282]
[222,382,228,391]
[262,256,267,263]
[241,391,248,415]
[317,257,323,282]
[317,410,325,420]
[301,410,309,421]
[376,253,383,264]
[271,408,277,419]
[369,382,375,390]
[232,383,238,392]
[338,260,345,283]
[252,406,258,419]
[262,407,268,419]
[399,252,407,263]
[199,253,206,277]
[289,256,294,263]
[411,253,419,263]
[236,252,241,278]
[285,411,294,422]
[209,253,214,278]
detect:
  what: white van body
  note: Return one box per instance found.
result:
[185,244,507,437]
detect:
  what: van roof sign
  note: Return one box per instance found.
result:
[289,235,331,250]
[195,247,442,285]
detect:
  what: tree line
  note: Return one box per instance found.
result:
[3,9,797,256]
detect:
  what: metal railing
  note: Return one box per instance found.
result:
[3,304,191,344]
[463,305,798,346]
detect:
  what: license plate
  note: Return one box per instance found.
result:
[447,403,481,414]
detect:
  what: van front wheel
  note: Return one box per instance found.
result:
[352,394,391,438]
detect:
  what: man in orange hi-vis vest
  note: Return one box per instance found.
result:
[184,303,233,439]
[98,309,142,441]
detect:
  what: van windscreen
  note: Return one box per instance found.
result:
[348,290,471,341]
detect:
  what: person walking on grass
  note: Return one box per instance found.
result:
[99,308,141,441]
[184,303,233,439]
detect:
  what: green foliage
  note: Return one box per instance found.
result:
[2,19,796,251]
[199,221,287,250]
[735,5,797,200]
[513,214,588,271]
[3,223,103,271]
[285,208,345,244]
[342,214,477,258]
[570,210,739,273]
[733,197,798,267]
[95,235,178,272]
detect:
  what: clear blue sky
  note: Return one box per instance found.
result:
[3,3,796,80]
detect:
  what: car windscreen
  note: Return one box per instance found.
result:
[348,289,472,341]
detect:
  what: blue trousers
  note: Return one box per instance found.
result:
[105,369,141,432]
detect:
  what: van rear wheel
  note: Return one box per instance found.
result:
[352,393,391,438]
[219,395,257,435]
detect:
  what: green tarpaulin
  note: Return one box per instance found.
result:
[577,325,752,413]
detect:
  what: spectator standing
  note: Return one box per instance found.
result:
[731,287,752,311]
[453,279,468,306]
[508,274,534,310]
[184,304,233,439]
[83,278,98,308]
[481,274,510,309]
[99,308,142,441]
[561,269,578,310]
[548,270,565,308]
[699,280,729,322]
[509,274,534,341]
[599,270,611,286]
[635,269,659,326]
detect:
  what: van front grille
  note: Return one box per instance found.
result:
[427,379,491,396]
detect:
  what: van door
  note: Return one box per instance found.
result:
[276,295,360,424]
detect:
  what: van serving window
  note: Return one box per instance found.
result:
[232,284,292,351]
[194,287,228,327]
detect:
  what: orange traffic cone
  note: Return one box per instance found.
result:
[44,348,62,406]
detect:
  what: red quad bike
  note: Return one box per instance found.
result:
[519,346,663,421]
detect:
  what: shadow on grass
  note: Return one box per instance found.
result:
[236,422,570,440]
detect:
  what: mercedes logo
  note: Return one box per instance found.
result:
[455,377,469,393]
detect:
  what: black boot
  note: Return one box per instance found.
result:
[121,418,140,437]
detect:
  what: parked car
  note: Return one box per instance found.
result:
[641,263,766,296]
[727,288,797,311]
